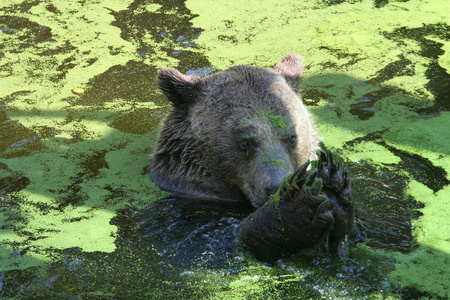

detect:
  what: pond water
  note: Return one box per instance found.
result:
[1,0,449,299]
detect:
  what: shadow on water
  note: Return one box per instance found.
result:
[1,0,450,298]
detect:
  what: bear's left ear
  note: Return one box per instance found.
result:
[157,68,202,107]
[273,54,303,91]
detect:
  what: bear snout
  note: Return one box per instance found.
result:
[265,183,280,198]
[244,168,287,208]
[261,167,288,200]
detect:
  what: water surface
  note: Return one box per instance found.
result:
[1,0,449,298]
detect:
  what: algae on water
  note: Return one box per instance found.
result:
[1,0,449,298]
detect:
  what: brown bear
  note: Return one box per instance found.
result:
[150,54,355,263]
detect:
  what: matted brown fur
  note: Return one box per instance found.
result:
[150,54,321,208]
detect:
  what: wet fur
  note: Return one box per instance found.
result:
[150,54,354,262]
[151,54,320,207]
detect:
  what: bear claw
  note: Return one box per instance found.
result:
[289,160,310,186]
[279,148,355,250]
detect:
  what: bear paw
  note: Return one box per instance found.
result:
[314,149,355,255]
[278,148,355,255]
[239,149,355,262]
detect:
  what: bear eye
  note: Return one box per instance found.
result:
[289,135,297,146]
[239,139,250,150]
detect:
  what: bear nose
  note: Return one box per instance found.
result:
[266,184,280,197]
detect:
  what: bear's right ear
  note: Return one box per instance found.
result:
[157,68,202,107]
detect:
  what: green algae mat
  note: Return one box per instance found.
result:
[1,0,449,298]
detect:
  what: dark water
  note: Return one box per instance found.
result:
[1,0,449,299]
[0,183,413,299]
[0,146,426,297]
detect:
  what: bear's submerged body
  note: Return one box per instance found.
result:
[148,54,355,263]
[134,197,252,268]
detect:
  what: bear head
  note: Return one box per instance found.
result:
[150,54,321,208]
